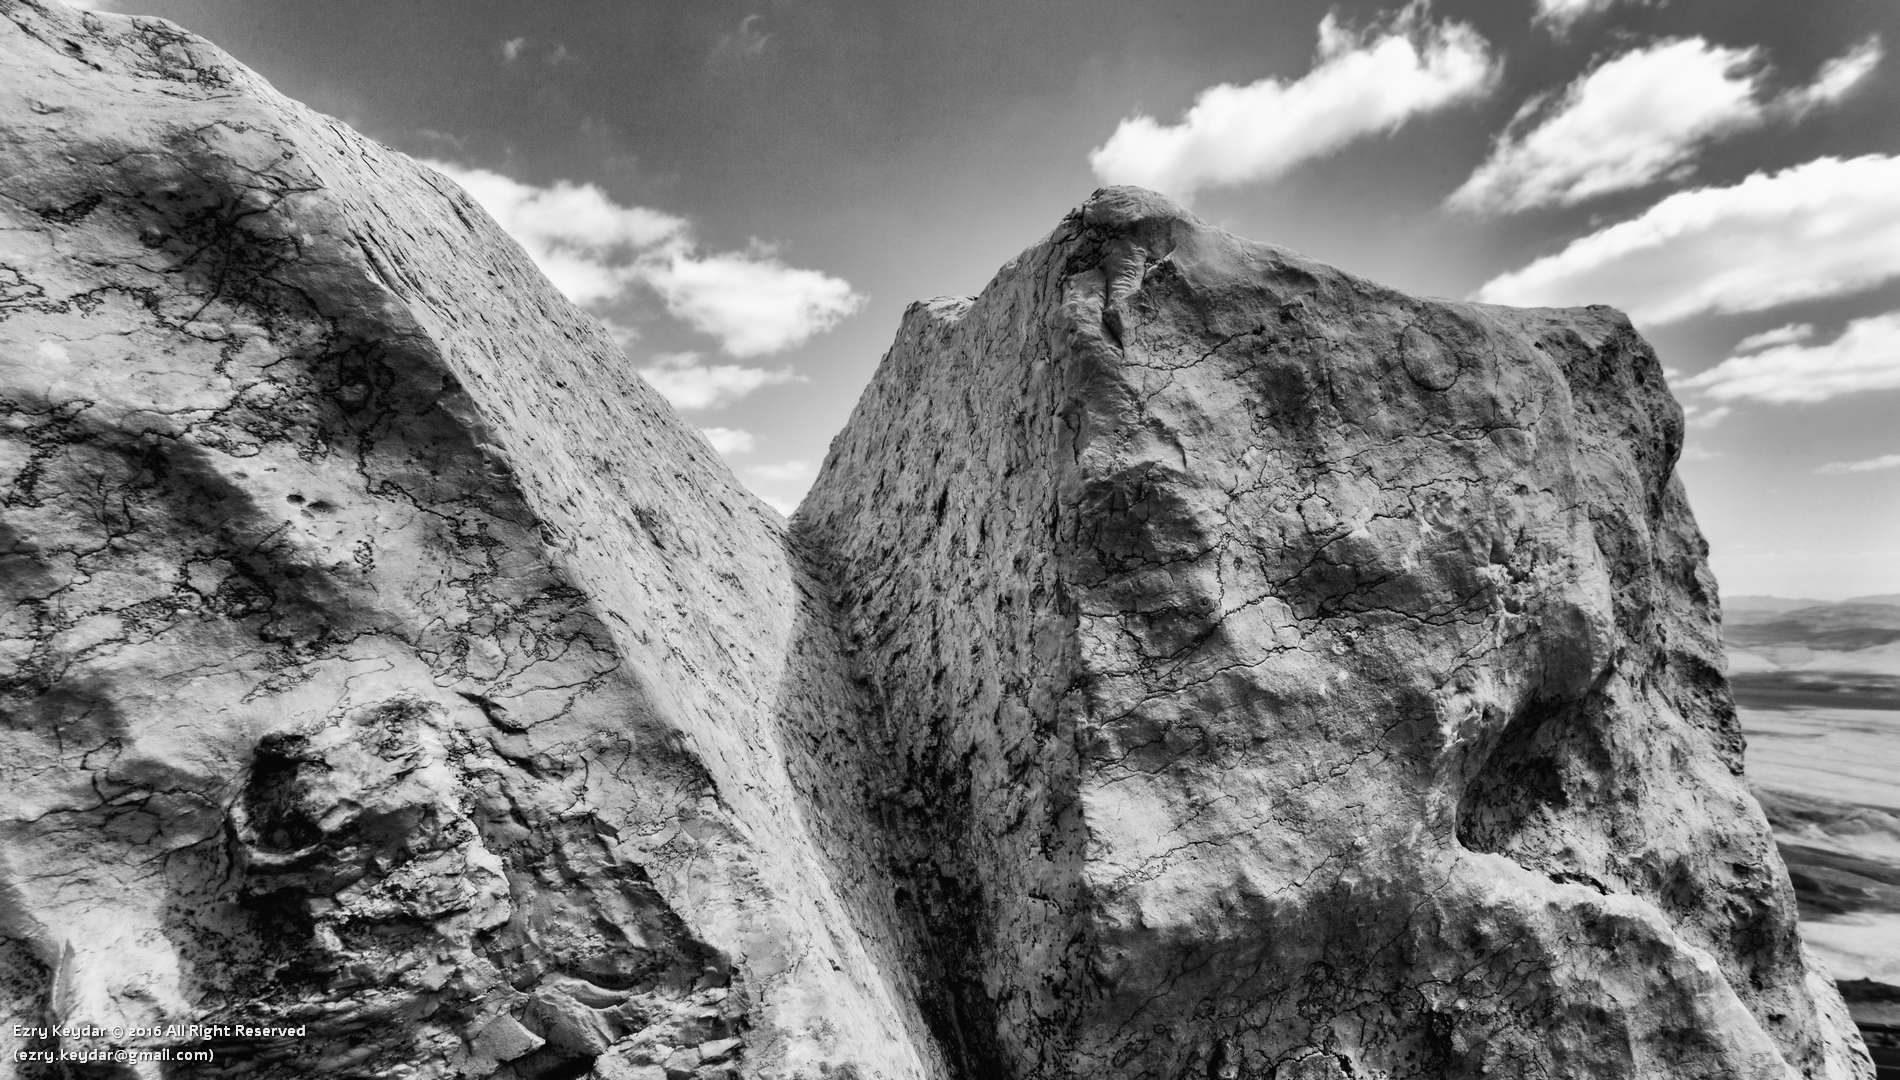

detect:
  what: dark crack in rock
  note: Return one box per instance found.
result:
[0,3,1872,1078]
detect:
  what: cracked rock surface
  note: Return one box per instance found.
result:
[0,2,1870,1078]
[799,186,1871,1079]
[1,3,933,1078]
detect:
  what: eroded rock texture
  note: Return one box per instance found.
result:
[0,3,932,1077]
[0,1,1870,1078]
[798,188,1871,1079]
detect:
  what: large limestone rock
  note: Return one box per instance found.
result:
[797,188,1871,1079]
[0,1,1870,1077]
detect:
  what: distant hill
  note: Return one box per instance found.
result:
[1724,597,1900,687]
[1727,595,1830,614]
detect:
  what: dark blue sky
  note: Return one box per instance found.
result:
[85,0,1900,597]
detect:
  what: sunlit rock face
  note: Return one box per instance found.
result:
[798,185,1871,1080]
[0,4,934,1078]
[0,2,1869,1077]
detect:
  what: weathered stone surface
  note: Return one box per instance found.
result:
[0,3,932,1077]
[0,1,1871,1077]
[798,186,1872,1078]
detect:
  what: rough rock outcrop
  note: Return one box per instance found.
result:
[0,2,1871,1078]
[1,4,932,1077]
[796,189,1871,1080]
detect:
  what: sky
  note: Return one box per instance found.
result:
[70,0,1900,600]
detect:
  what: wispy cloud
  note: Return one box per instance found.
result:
[1450,37,1882,214]
[712,13,772,63]
[1531,0,1638,33]
[1679,311,1900,404]
[1818,453,1900,475]
[1088,2,1497,201]
[1683,403,1733,429]
[1782,37,1885,115]
[1473,154,1900,323]
[1734,323,1815,353]
[501,36,527,63]
[427,161,861,357]
[638,351,802,411]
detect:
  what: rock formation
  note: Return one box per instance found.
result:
[0,2,1872,1077]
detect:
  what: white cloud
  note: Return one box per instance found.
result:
[1087,3,1497,201]
[643,246,862,359]
[1734,323,1815,353]
[1451,40,1755,213]
[1679,312,1900,404]
[1818,453,1900,475]
[60,0,115,8]
[426,161,685,304]
[501,36,527,63]
[1783,37,1885,115]
[1532,0,1629,32]
[638,352,801,411]
[1450,37,1883,214]
[699,426,755,455]
[1473,154,1900,324]
[1682,403,1732,429]
[745,460,815,484]
[426,161,861,356]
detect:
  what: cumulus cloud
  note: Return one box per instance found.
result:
[1450,37,1883,214]
[1678,312,1900,404]
[427,161,861,356]
[1087,3,1497,200]
[501,37,527,63]
[1473,154,1900,323]
[1818,453,1900,475]
[699,427,756,455]
[1734,323,1815,352]
[643,246,863,359]
[638,352,802,411]
[427,162,685,303]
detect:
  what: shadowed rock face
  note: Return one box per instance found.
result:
[0,3,1869,1079]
